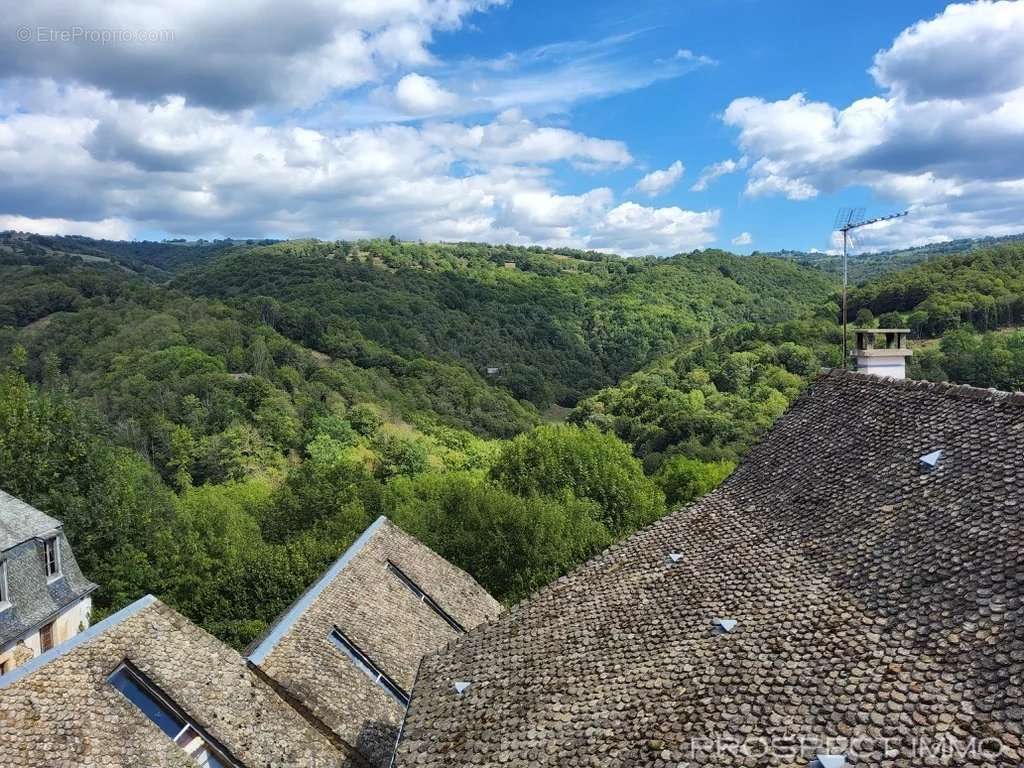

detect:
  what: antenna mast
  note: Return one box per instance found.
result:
[833,208,908,367]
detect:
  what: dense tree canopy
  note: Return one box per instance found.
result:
[0,230,1015,650]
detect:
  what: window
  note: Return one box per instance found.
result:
[109,663,236,768]
[40,621,54,652]
[0,660,7,676]
[44,537,61,579]
[386,560,465,633]
[0,560,9,608]
[329,627,410,707]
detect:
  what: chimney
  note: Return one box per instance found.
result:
[852,328,912,379]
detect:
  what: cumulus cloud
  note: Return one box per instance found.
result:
[587,202,719,256]
[690,157,747,191]
[631,160,684,197]
[393,73,458,115]
[722,0,1024,248]
[0,214,133,240]
[731,231,752,246]
[0,81,715,254]
[1,0,500,109]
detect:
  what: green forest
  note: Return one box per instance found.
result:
[2,230,1022,649]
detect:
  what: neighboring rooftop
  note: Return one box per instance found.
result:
[247,516,500,767]
[0,491,97,649]
[0,490,62,551]
[394,369,1024,767]
[0,596,353,767]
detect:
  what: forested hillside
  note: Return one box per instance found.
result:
[2,230,1020,649]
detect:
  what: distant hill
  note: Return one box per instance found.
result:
[757,232,1024,283]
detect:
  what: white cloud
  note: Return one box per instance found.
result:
[393,73,458,115]
[0,214,133,239]
[721,0,1024,247]
[632,160,684,197]
[587,202,719,256]
[1,0,502,109]
[690,157,746,191]
[731,231,752,246]
[674,49,717,67]
[0,81,715,255]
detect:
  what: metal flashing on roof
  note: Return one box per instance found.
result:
[919,449,942,471]
[816,755,846,768]
[712,618,737,633]
[453,681,471,695]
[0,594,157,691]
[667,553,683,563]
[247,516,387,665]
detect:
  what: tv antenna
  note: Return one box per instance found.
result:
[834,208,908,367]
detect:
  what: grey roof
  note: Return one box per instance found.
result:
[0,490,61,551]
[0,491,97,648]
[394,370,1024,767]
[248,517,501,767]
[0,596,353,767]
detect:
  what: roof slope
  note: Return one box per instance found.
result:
[0,490,61,551]
[394,370,1024,767]
[0,596,353,767]
[0,530,97,647]
[248,516,500,767]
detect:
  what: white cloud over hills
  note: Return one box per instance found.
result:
[722,0,1024,248]
[0,3,720,255]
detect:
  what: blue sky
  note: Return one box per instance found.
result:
[1,0,1022,255]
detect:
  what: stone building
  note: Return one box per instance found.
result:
[0,515,497,767]
[0,490,96,676]
[394,370,1024,767]
[3,368,1024,768]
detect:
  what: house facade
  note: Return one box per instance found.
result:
[0,490,97,676]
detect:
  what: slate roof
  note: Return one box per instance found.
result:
[0,492,97,649]
[248,516,501,767]
[394,370,1024,767]
[0,596,354,767]
[0,490,61,551]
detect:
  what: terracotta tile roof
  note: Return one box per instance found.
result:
[394,370,1024,767]
[248,516,500,767]
[0,596,354,767]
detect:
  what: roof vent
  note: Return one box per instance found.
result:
[453,681,471,695]
[919,449,942,472]
[712,618,737,633]
[667,553,683,563]
[815,755,846,768]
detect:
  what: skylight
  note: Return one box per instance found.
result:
[919,449,942,471]
[712,618,737,633]
[108,662,235,768]
[386,560,465,633]
[330,627,410,707]
[816,755,846,768]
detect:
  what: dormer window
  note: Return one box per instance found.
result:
[109,662,238,767]
[0,560,9,610]
[44,537,61,580]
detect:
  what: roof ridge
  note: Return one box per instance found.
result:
[818,367,1024,406]
[0,594,158,691]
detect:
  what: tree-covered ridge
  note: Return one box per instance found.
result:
[5,230,1018,655]
[174,239,834,411]
[848,243,1024,336]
